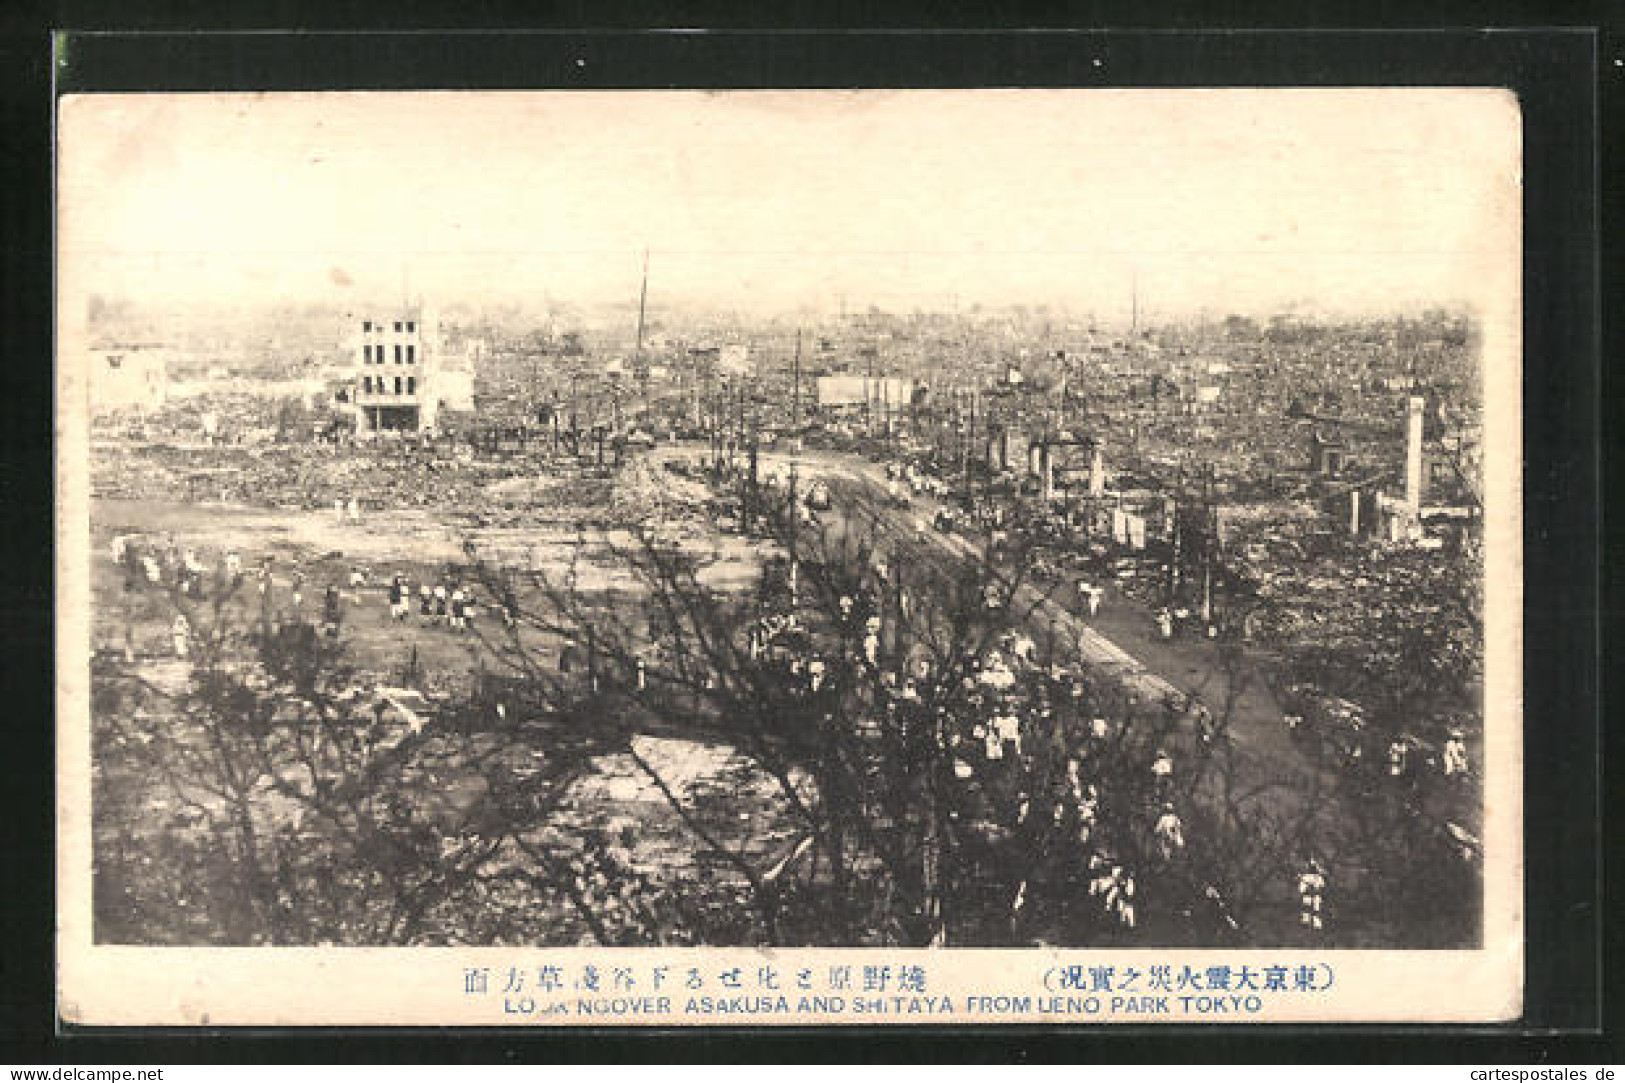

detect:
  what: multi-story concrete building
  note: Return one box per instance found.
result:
[349,307,452,435]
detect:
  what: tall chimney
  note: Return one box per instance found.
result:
[1089,441,1105,496]
[1404,395,1425,515]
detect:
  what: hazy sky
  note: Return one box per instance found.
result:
[58,89,1521,321]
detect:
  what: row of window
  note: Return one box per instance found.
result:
[362,320,416,333]
[362,375,417,396]
[363,344,416,364]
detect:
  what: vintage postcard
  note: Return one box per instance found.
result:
[56,88,1522,1026]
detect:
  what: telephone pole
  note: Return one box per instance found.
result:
[791,328,802,437]
[1167,463,1183,606]
[866,347,876,437]
[1200,463,1215,624]
[634,248,650,359]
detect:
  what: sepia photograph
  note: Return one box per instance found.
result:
[55,87,1523,1024]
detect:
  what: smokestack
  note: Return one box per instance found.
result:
[1089,441,1105,496]
[1405,395,1425,515]
[1350,488,1361,535]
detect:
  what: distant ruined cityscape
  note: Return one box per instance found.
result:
[84,279,1484,950]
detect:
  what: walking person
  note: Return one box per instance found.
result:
[1297,858,1328,933]
[1442,730,1470,778]
[388,576,408,621]
[322,584,342,638]
[1154,802,1185,860]
[171,613,191,659]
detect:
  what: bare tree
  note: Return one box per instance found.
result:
[92,580,642,946]
[460,463,1343,947]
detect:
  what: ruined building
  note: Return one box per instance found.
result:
[348,307,474,435]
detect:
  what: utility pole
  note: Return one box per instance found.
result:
[955,385,968,500]
[791,328,802,438]
[866,347,876,437]
[890,549,905,670]
[787,458,800,572]
[1167,463,1183,606]
[1055,351,1068,436]
[1200,462,1215,624]
[634,248,650,360]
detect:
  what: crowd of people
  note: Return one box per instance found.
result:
[715,557,1319,942]
[669,437,1482,944]
[107,530,510,660]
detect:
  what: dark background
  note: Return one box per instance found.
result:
[0,12,1610,1064]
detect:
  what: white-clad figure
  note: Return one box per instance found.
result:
[1089,859,1136,929]
[1155,803,1185,860]
[1445,822,1479,863]
[111,534,128,565]
[1192,703,1216,745]
[1151,749,1174,783]
[224,551,242,579]
[1442,731,1470,777]
[143,555,162,585]
[1077,786,1099,844]
[1298,859,1327,931]
[808,659,827,693]
[179,548,204,597]
[1090,716,1110,740]
[862,627,881,668]
[347,497,361,523]
[993,711,1022,757]
[979,652,1016,692]
[1387,739,1410,778]
[1065,757,1084,799]
[171,614,191,659]
[334,498,346,522]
